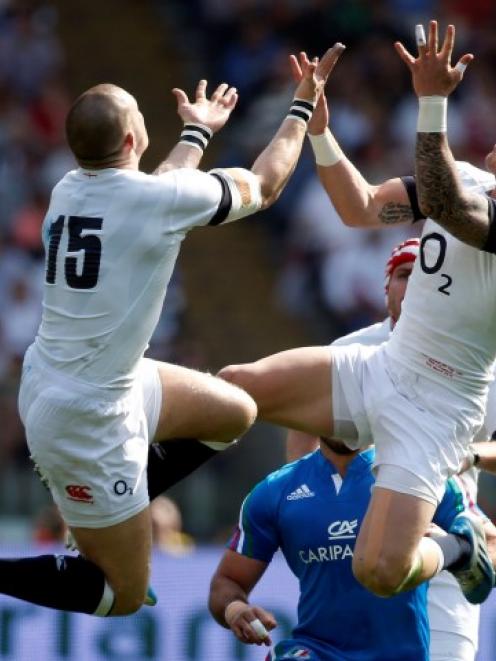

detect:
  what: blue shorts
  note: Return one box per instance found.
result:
[267,640,319,660]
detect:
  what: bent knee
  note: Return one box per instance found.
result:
[218,363,276,415]
[352,554,409,598]
[218,364,247,389]
[221,384,258,439]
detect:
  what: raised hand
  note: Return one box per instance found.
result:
[172,80,238,134]
[395,20,473,97]
[290,43,345,134]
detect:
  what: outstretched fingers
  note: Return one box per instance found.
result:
[453,53,474,78]
[289,53,303,82]
[394,41,415,69]
[195,79,207,101]
[222,87,238,110]
[172,87,189,107]
[440,23,455,60]
[211,82,228,101]
[428,19,439,56]
[299,52,318,81]
[316,42,346,81]
[289,42,345,86]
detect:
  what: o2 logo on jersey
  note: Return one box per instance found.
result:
[65,484,94,504]
[113,480,134,496]
[327,519,358,540]
[420,232,452,295]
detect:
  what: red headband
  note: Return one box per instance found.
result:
[385,238,420,291]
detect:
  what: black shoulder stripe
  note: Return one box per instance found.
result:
[209,173,232,226]
[482,197,496,254]
[400,176,426,223]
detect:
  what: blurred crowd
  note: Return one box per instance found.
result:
[0,1,70,516]
[157,0,496,341]
[2,0,496,533]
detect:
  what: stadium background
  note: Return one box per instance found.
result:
[1,0,496,658]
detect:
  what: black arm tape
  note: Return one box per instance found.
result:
[482,197,496,254]
[209,173,232,226]
[400,176,426,223]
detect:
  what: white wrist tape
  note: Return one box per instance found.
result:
[308,128,343,166]
[179,123,213,151]
[417,96,447,133]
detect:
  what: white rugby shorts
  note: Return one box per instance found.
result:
[331,343,484,505]
[430,631,476,661]
[18,346,162,528]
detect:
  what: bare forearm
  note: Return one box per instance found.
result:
[209,575,249,628]
[154,143,203,174]
[472,441,496,475]
[251,118,307,208]
[311,134,414,227]
[416,133,490,247]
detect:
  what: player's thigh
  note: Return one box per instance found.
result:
[153,361,257,442]
[354,486,436,581]
[70,507,152,616]
[219,346,334,438]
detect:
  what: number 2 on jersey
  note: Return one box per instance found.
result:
[45,215,103,289]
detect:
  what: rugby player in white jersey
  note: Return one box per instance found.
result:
[288,239,495,661]
[219,22,496,606]
[4,45,346,618]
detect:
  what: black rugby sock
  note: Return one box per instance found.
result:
[0,555,114,615]
[147,439,218,501]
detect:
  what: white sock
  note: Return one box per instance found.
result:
[93,580,115,616]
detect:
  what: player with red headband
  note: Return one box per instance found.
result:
[384,238,420,326]
[285,236,490,660]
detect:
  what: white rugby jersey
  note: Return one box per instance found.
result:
[386,161,496,401]
[34,167,232,388]
[331,317,391,348]
[332,319,480,649]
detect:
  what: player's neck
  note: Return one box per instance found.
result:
[319,442,358,477]
[77,150,140,171]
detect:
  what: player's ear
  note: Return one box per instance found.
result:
[123,132,134,153]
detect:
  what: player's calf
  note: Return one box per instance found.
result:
[107,579,148,615]
[69,508,152,616]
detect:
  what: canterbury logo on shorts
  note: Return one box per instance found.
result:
[65,485,94,503]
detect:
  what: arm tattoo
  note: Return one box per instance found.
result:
[416,133,490,248]
[379,203,415,225]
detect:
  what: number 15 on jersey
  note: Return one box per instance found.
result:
[45,215,103,290]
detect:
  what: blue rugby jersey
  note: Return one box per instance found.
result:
[228,448,465,661]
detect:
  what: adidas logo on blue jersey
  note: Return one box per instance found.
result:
[287,484,315,500]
